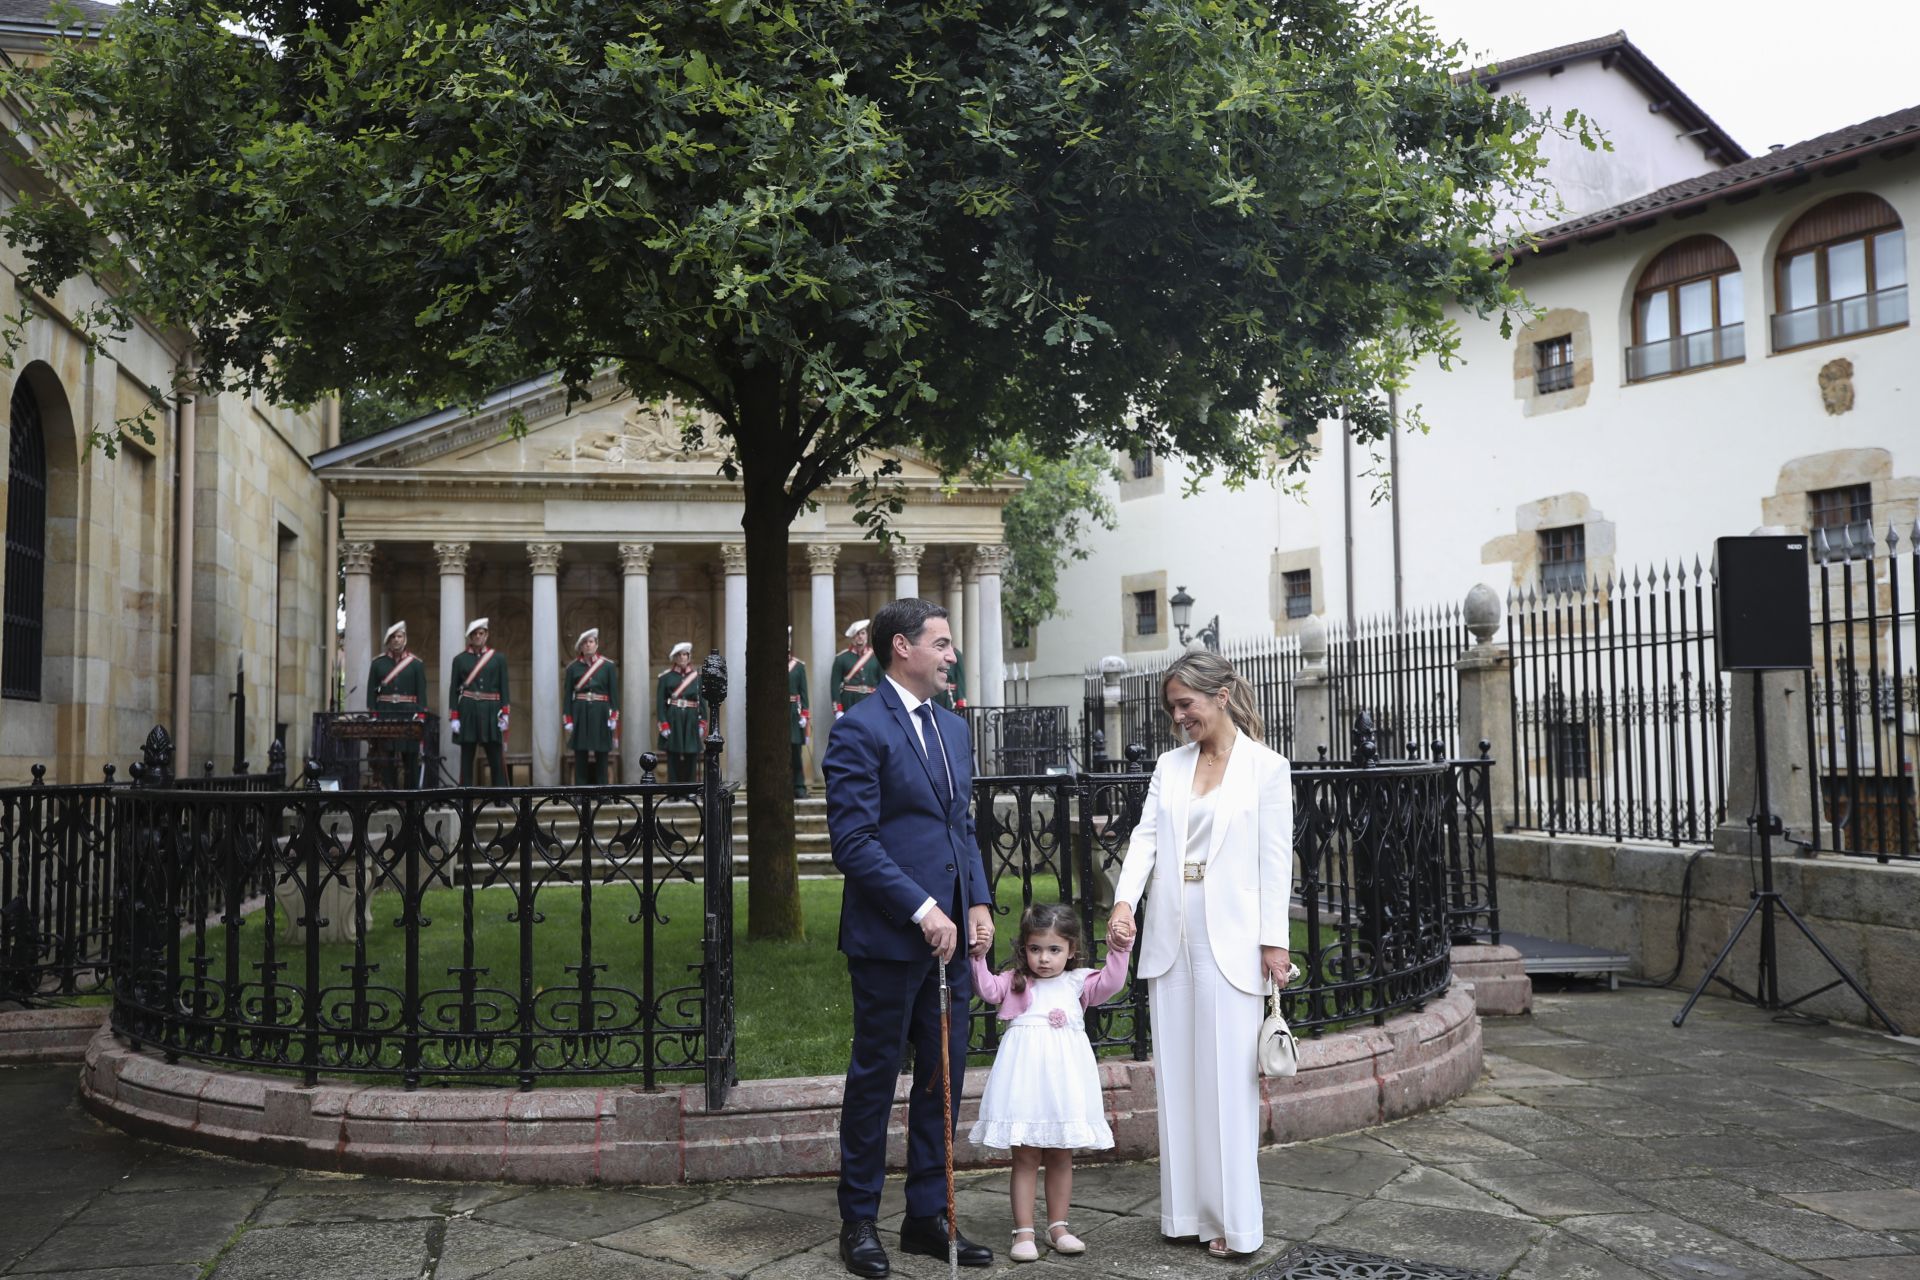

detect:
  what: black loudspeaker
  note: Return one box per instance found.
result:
[1713,536,1813,671]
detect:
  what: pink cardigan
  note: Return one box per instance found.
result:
[971,938,1134,1021]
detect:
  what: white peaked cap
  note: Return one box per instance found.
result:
[846,619,871,639]
[576,627,599,651]
[383,621,407,644]
[465,617,489,638]
[669,641,693,659]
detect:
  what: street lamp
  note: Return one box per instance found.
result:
[1169,585,1220,652]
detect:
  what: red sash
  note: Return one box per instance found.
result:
[379,652,418,686]
[845,650,873,681]
[573,654,608,692]
[670,669,700,700]
[459,648,497,693]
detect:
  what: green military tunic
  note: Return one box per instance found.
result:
[656,665,704,754]
[830,646,878,712]
[367,650,428,787]
[934,649,967,712]
[449,648,511,744]
[788,657,810,744]
[564,655,619,752]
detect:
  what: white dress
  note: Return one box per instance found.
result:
[968,970,1114,1151]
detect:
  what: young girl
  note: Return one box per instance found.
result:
[968,902,1133,1262]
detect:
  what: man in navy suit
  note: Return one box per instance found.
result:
[826,598,995,1277]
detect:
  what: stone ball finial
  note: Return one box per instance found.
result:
[1464,584,1502,645]
[1298,615,1328,664]
[1099,655,1127,706]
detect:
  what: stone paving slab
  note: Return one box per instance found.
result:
[7,989,1920,1278]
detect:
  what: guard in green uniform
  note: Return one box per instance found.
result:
[787,628,810,798]
[830,619,877,719]
[934,648,968,714]
[367,620,427,788]
[564,627,619,784]
[656,641,703,783]
[449,617,512,786]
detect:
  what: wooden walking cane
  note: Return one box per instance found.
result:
[937,957,959,1280]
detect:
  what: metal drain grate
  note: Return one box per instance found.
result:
[1252,1243,1497,1279]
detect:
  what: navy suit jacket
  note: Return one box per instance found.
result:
[825,678,990,962]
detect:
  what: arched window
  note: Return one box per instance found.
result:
[1627,235,1743,382]
[1773,193,1908,350]
[3,379,47,700]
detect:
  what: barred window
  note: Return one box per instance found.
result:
[1809,483,1872,551]
[1283,569,1313,619]
[1134,590,1157,637]
[1538,525,1586,596]
[1130,451,1154,480]
[1551,721,1591,780]
[4,380,48,701]
[1534,335,1574,393]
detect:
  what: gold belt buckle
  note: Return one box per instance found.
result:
[1182,863,1206,881]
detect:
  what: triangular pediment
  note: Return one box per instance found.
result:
[322,376,948,482]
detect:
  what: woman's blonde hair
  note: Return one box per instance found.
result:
[1160,650,1264,743]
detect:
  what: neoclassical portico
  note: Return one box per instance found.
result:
[314,374,1020,784]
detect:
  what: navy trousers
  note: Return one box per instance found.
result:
[838,953,973,1222]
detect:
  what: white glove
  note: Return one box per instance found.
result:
[564,715,575,735]
[450,716,461,735]
[498,710,510,734]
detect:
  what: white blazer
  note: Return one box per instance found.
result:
[1111,732,1294,996]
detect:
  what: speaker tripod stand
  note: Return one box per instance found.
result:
[1673,672,1903,1034]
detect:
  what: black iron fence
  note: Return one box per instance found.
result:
[2,728,287,1004]
[1508,562,1728,845]
[962,705,1071,776]
[968,736,1496,1058]
[1082,610,1467,769]
[1507,528,1918,861]
[1807,525,1917,860]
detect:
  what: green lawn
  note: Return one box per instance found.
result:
[175,872,1321,1086]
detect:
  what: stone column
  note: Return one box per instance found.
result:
[433,542,470,773]
[962,553,982,703]
[1456,584,1515,819]
[721,543,749,782]
[808,544,839,778]
[1716,671,1816,857]
[942,557,965,642]
[975,544,1009,708]
[528,542,563,786]
[619,543,654,784]
[1292,616,1334,763]
[342,541,376,714]
[890,542,923,600]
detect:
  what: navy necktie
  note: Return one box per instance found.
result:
[914,703,952,806]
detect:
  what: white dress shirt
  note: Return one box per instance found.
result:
[886,674,944,926]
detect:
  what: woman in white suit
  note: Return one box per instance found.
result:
[1106,651,1293,1259]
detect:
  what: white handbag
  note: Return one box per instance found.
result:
[1258,966,1303,1079]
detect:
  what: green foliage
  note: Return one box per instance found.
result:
[989,438,1118,636]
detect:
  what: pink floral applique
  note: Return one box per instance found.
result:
[1047,1008,1068,1029]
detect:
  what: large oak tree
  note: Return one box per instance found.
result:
[3,0,1569,939]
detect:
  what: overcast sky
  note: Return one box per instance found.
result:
[1413,0,1920,156]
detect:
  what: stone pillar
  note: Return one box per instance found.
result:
[1291,616,1333,763]
[1099,655,1128,761]
[808,544,839,779]
[962,554,982,705]
[942,558,965,643]
[721,543,749,782]
[619,543,654,784]
[528,542,563,786]
[975,544,1008,708]
[890,542,923,601]
[342,541,376,714]
[433,542,469,773]
[1456,584,1515,822]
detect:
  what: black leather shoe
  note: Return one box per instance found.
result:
[840,1219,890,1278]
[900,1214,993,1267]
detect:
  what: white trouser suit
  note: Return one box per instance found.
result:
[1113,731,1294,1254]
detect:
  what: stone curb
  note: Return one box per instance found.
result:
[0,1005,108,1064]
[77,981,1480,1186]
[1451,943,1534,1017]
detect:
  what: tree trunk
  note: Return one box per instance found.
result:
[739,425,803,941]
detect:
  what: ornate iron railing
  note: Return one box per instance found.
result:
[969,737,1485,1056]
[962,705,1070,776]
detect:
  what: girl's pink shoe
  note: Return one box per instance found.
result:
[1048,1222,1086,1255]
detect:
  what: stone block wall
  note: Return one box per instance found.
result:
[1494,831,1920,1031]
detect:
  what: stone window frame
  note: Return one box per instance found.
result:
[1481,494,1617,602]
[1267,548,1325,638]
[1120,569,1168,654]
[1512,309,1594,415]
[1116,449,1165,501]
[1763,448,1915,554]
